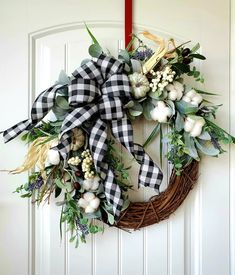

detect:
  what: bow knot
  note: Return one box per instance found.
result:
[3,54,163,220]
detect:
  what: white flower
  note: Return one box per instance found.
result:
[47,149,60,165]
[182,89,203,106]
[83,176,100,191]
[166,81,184,101]
[184,116,205,137]
[78,192,100,213]
[150,101,172,123]
[129,72,150,99]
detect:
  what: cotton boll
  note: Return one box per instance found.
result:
[83,192,95,202]
[78,198,89,209]
[165,107,172,117]
[190,125,203,137]
[83,179,93,190]
[192,94,203,104]
[168,90,178,101]
[85,205,96,214]
[182,96,191,103]
[47,149,60,165]
[184,118,195,132]
[89,197,100,209]
[90,176,100,191]
[176,90,183,100]
[150,108,160,121]
[187,89,197,98]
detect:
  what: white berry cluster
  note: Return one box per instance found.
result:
[149,66,176,92]
[68,156,81,166]
[81,149,95,179]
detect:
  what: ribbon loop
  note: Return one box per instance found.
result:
[3,53,163,219]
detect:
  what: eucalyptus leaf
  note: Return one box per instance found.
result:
[175,100,198,115]
[143,99,155,120]
[149,89,163,100]
[195,139,220,156]
[166,100,175,115]
[175,112,184,132]
[81,58,91,66]
[56,96,70,110]
[57,70,70,85]
[118,49,130,64]
[88,44,102,58]
[198,131,211,140]
[107,212,115,225]
[184,132,199,160]
[191,43,200,53]
[128,101,143,117]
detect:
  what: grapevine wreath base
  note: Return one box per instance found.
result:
[116,161,199,230]
[2,25,235,246]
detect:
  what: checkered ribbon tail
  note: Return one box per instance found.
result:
[2,54,163,219]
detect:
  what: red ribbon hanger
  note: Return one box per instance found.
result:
[125,0,133,48]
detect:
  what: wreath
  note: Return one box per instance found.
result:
[2,25,235,247]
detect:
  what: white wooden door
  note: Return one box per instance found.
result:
[1,1,235,275]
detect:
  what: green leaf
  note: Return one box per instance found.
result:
[172,63,190,73]
[128,101,143,117]
[56,96,70,110]
[143,123,160,148]
[118,49,130,64]
[107,212,115,225]
[88,44,103,58]
[191,43,200,53]
[175,112,184,132]
[85,23,100,45]
[143,99,155,120]
[194,88,219,96]
[166,100,175,115]
[184,132,199,160]
[55,179,67,189]
[198,131,211,140]
[190,53,206,60]
[194,139,220,156]
[175,100,198,115]
[57,70,70,85]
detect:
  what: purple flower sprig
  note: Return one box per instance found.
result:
[132,47,154,61]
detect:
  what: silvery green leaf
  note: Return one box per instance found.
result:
[184,132,200,160]
[52,105,67,119]
[88,44,102,58]
[128,101,143,117]
[57,70,70,85]
[124,100,134,109]
[166,100,175,115]
[118,49,130,64]
[81,58,91,66]
[175,112,184,132]
[56,96,70,110]
[107,212,115,225]
[143,99,155,120]
[198,131,211,140]
[191,43,200,53]
[195,139,220,156]
[130,59,142,73]
[175,100,198,115]
[149,89,162,100]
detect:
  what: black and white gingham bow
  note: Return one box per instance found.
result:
[3,54,163,219]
